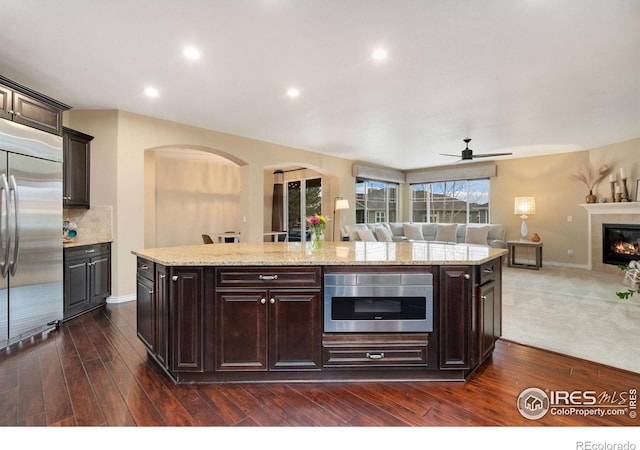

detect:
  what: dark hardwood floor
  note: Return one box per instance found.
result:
[1,301,638,427]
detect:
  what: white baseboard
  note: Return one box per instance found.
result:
[106,294,136,304]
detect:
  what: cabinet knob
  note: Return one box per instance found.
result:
[260,298,266,304]
[481,295,487,301]
[270,298,275,304]
[159,274,165,279]
[171,275,179,281]
[464,273,470,279]
[148,289,154,295]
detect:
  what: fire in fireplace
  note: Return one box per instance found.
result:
[602,223,640,266]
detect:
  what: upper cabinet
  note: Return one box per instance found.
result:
[63,127,93,209]
[0,75,70,135]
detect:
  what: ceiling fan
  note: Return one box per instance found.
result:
[441,139,513,161]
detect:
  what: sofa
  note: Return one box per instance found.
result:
[344,222,507,248]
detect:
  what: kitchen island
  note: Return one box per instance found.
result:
[132,241,507,383]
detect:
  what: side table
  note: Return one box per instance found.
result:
[507,240,543,270]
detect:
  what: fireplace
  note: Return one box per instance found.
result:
[602,223,640,266]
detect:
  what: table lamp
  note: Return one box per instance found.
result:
[514,197,536,241]
[333,197,350,241]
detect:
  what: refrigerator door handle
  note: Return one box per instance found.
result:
[8,175,19,276]
[0,174,8,278]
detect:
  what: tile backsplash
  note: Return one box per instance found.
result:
[63,205,113,242]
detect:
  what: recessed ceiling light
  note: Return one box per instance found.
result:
[286,88,300,98]
[144,87,160,98]
[371,47,388,61]
[183,46,201,60]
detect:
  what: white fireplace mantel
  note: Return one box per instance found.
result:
[581,202,640,215]
[581,202,640,270]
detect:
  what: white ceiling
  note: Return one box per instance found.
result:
[1,0,639,170]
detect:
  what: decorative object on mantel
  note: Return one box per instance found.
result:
[514,197,536,240]
[608,168,633,202]
[531,233,541,242]
[307,214,327,249]
[571,163,609,203]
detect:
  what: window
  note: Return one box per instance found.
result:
[410,179,490,224]
[355,179,398,224]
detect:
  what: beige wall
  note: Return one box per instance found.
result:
[65,109,355,300]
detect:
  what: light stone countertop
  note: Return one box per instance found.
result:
[64,238,113,248]
[131,241,507,266]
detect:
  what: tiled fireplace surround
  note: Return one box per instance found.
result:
[582,203,640,274]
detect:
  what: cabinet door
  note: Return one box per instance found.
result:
[90,252,111,303]
[155,264,169,368]
[439,266,472,369]
[0,84,11,120]
[136,274,155,353]
[63,128,92,208]
[64,257,90,317]
[13,92,62,135]
[215,291,268,371]
[478,281,497,362]
[269,290,321,371]
[170,267,204,372]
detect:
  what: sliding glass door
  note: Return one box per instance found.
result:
[287,177,322,242]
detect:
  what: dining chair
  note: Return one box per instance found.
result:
[202,234,214,244]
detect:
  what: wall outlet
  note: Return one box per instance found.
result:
[567,215,573,222]
[567,249,574,257]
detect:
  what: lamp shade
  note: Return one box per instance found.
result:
[514,197,536,216]
[335,198,350,211]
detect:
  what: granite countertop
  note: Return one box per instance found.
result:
[131,241,507,266]
[63,238,113,248]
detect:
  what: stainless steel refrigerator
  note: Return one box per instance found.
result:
[0,119,63,349]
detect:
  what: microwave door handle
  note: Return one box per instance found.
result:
[8,175,19,276]
[0,174,8,278]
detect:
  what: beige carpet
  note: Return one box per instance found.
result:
[501,264,640,374]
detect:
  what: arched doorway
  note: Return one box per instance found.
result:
[145,146,245,247]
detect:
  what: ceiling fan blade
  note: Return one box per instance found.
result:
[472,152,513,158]
[440,153,461,157]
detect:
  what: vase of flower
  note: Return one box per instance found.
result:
[585,190,597,204]
[311,231,324,249]
[307,214,327,250]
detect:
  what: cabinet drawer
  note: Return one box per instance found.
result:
[136,258,154,280]
[65,243,111,260]
[217,267,321,288]
[478,258,499,285]
[322,334,429,367]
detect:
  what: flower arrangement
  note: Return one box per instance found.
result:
[307,214,327,235]
[570,164,609,192]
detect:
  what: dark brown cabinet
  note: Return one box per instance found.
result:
[170,267,204,373]
[0,75,69,135]
[63,243,111,320]
[215,267,322,372]
[439,265,472,370]
[63,127,93,208]
[476,258,502,364]
[136,259,169,369]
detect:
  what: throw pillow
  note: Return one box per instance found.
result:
[403,223,424,240]
[465,226,490,245]
[374,226,393,242]
[357,229,377,242]
[435,224,458,242]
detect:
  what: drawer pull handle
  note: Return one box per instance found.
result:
[159,274,165,279]
[140,264,149,270]
[85,249,96,253]
[259,274,278,281]
[481,295,487,301]
[148,289,154,295]
[483,267,494,274]
[366,352,385,360]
